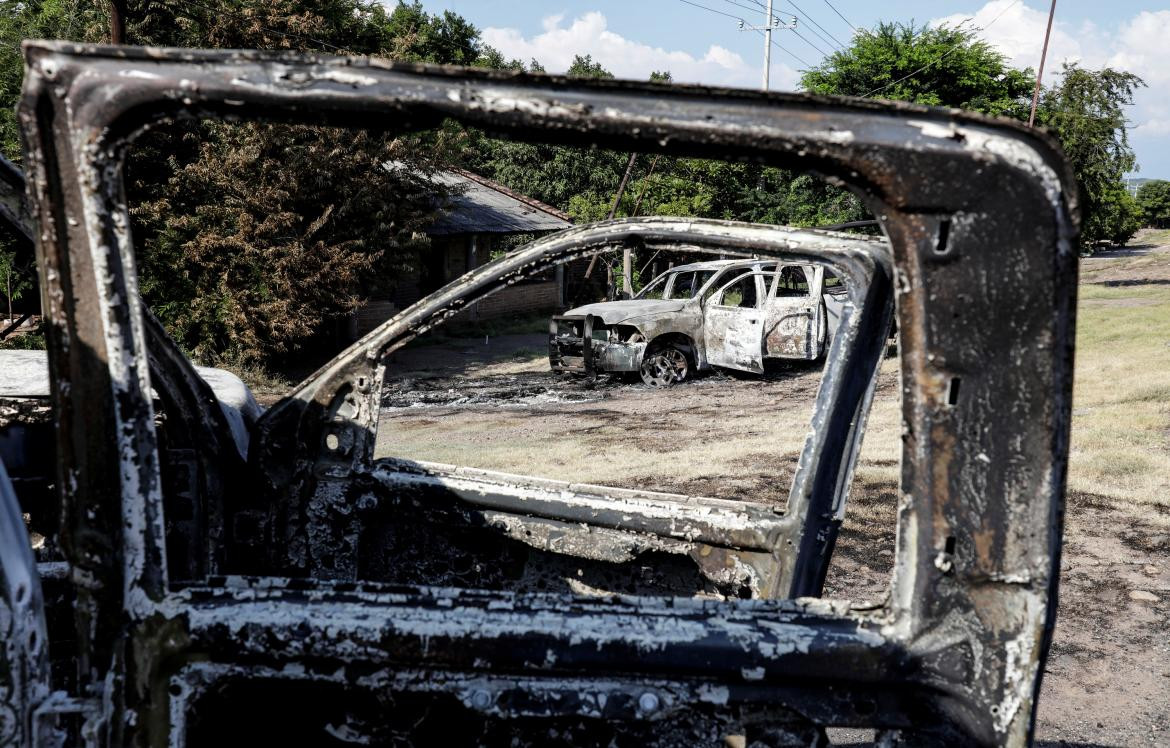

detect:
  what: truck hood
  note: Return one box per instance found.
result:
[562,299,686,325]
[0,349,261,460]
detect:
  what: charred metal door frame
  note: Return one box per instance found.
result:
[19,42,1077,745]
[265,219,889,594]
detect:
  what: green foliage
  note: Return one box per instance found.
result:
[801,22,1035,117]
[1036,64,1145,248]
[1,0,109,163]
[0,329,45,350]
[1088,184,1143,246]
[566,54,613,79]
[470,55,867,234]
[1136,180,1170,228]
[0,243,33,319]
[129,123,445,363]
[3,0,483,364]
[803,24,1147,251]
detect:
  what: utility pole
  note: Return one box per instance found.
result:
[739,4,797,90]
[1028,0,1057,127]
[109,0,127,43]
[763,0,774,90]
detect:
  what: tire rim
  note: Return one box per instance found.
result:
[640,348,688,386]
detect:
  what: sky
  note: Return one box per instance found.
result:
[417,1,1170,179]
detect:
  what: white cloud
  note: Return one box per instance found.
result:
[933,1,1094,72]
[1107,10,1170,87]
[482,11,800,91]
[1140,119,1170,137]
[931,3,1170,176]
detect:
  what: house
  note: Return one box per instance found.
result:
[352,169,573,337]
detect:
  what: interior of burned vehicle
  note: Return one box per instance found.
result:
[0,40,1078,747]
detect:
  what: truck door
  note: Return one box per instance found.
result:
[702,271,767,373]
[763,265,820,359]
[821,268,848,354]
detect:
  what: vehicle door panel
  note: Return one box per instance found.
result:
[702,272,765,373]
[822,269,848,349]
[764,265,819,359]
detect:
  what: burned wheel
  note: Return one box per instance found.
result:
[639,344,689,387]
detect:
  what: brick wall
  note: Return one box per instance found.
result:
[456,279,560,321]
[353,300,400,338]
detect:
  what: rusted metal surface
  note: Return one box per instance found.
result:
[0,156,34,249]
[8,41,1078,746]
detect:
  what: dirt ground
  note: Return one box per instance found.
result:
[375,230,1170,746]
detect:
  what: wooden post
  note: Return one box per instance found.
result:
[583,153,639,291]
[109,0,127,43]
[1028,0,1057,127]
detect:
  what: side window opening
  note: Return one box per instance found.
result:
[669,271,699,299]
[774,266,811,297]
[823,270,847,295]
[717,274,759,308]
[638,273,668,299]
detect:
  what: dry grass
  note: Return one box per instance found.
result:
[1067,283,1170,523]
[216,360,294,405]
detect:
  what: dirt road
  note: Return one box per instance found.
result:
[375,230,1170,745]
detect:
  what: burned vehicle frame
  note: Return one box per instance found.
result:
[549,257,855,384]
[3,41,1077,746]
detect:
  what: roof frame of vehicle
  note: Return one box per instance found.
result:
[16,41,1077,745]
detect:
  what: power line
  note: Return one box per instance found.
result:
[677,0,747,22]
[789,26,830,57]
[742,0,846,50]
[734,0,825,68]
[720,0,768,15]
[782,0,847,49]
[820,0,857,32]
[791,14,844,51]
[771,35,813,68]
[681,0,812,70]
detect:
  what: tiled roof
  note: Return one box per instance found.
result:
[424,168,572,235]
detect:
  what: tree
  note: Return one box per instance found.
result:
[801,22,1035,117]
[0,245,33,322]
[802,23,1146,251]
[122,0,482,364]
[566,54,613,79]
[464,54,629,219]
[1,0,109,163]
[1036,64,1145,247]
[130,125,446,362]
[3,0,483,364]
[1136,180,1170,229]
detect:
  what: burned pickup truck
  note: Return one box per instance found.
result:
[550,255,859,385]
[1,41,1078,747]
